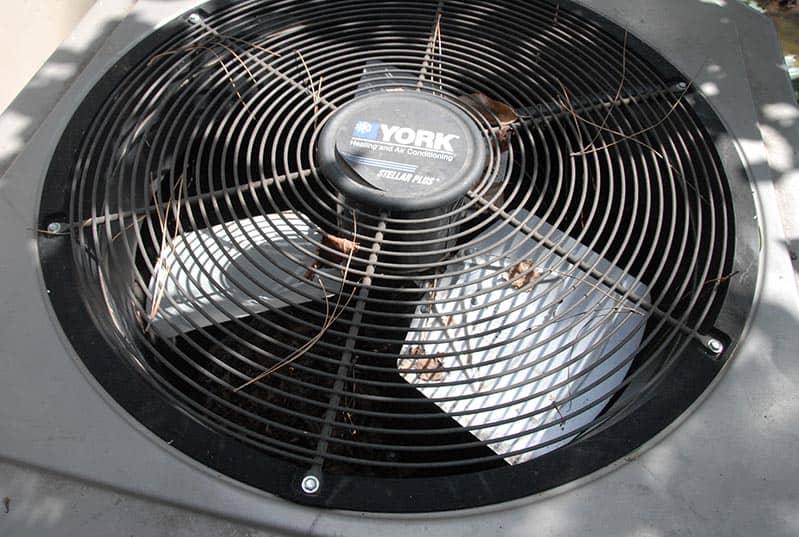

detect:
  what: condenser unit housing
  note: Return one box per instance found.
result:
[1,1,797,535]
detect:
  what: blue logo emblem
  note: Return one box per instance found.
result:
[353,120,379,140]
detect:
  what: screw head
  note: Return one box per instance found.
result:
[301,474,320,494]
[674,81,688,92]
[706,338,723,355]
[187,13,202,24]
[46,222,62,233]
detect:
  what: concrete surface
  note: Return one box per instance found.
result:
[0,459,278,537]
[0,0,136,178]
[0,0,96,114]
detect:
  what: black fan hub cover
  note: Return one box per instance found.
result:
[318,92,486,213]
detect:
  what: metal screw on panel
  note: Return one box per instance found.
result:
[674,81,688,92]
[46,222,62,234]
[187,13,202,24]
[706,338,723,355]
[301,474,320,495]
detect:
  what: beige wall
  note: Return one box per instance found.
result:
[0,0,96,113]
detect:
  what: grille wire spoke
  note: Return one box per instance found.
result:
[62,168,311,231]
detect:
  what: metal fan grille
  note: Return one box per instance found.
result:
[38,0,745,511]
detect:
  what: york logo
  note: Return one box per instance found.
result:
[353,120,459,153]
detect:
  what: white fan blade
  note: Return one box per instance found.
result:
[400,209,649,464]
[147,211,332,337]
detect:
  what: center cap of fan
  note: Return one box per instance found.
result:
[318,92,486,211]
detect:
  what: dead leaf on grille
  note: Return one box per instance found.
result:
[304,259,320,280]
[306,231,360,277]
[440,314,458,328]
[497,124,514,143]
[503,260,544,289]
[323,233,359,255]
[400,346,446,382]
[460,92,519,126]
[414,356,446,382]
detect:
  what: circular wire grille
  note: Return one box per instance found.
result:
[39,0,744,511]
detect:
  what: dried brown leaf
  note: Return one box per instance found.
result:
[304,259,320,280]
[410,344,425,356]
[460,92,519,126]
[323,233,359,255]
[497,124,513,143]
[503,260,544,289]
[415,356,446,382]
[441,315,457,328]
[399,346,445,382]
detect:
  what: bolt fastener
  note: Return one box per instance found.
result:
[706,338,723,355]
[187,13,202,24]
[46,222,63,234]
[301,474,320,494]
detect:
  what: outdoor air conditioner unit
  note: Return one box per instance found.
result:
[1,1,797,535]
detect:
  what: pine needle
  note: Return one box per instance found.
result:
[146,174,185,331]
[235,216,360,391]
[149,44,256,120]
[296,50,324,130]
[579,30,629,153]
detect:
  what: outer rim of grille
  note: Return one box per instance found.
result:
[36,0,758,512]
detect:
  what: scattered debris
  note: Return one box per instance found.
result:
[549,395,566,429]
[3,496,9,514]
[460,92,519,126]
[419,12,443,91]
[497,124,514,143]
[322,233,359,256]
[237,220,360,390]
[703,270,741,287]
[458,92,519,149]
[578,31,629,154]
[296,50,324,129]
[32,227,70,236]
[503,260,545,289]
[305,230,359,279]
[149,44,257,119]
[146,174,186,330]
[440,315,457,328]
[416,356,446,382]
[399,346,447,382]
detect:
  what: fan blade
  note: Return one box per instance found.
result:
[399,209,648,464]
[147,211,332,338]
